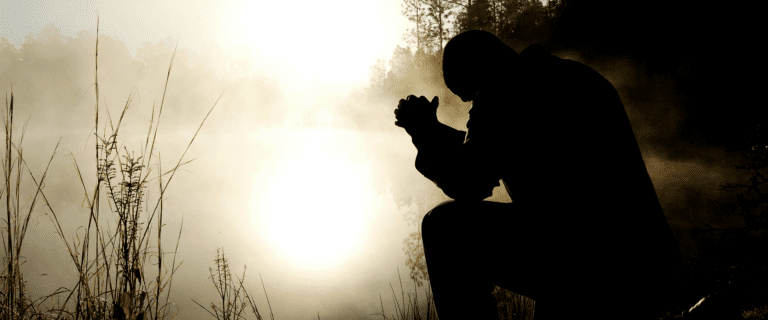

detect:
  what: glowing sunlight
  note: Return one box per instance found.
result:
[239,0,386,82]
[263,134,369,268]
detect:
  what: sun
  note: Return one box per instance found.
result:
[239,0,386,82]
[262,142,368,268]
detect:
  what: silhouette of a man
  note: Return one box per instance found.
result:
[394,30,682,319]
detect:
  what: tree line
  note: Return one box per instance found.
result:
[366,0,566,110]
[402,0,565,55]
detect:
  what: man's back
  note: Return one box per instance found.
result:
[470,44,682,309]
[398,30,685,318]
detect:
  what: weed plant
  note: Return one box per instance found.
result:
[492,286,534,320]
[193,248,274,320]
[370,267,437,320]
[0,16,220,320]
[0,90,62,319]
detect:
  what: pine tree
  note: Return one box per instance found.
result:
[423,0,457,54]
[402,0,431,54]
[455,0,494,34]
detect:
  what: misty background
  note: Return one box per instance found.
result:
[1,0,766,319]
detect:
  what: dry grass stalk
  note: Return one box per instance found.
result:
[0,14,219,320]
[193,248,275,320]
[369,267,438,320]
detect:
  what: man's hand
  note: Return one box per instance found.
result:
[394,95,439,133]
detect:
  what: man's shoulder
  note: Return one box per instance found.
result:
[543,55,617,96]
[520,44,600,79]
[556,58,599,76]
[520,43,548,57]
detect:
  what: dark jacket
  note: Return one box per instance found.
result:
[410,43,682,307]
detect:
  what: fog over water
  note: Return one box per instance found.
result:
[0,0,761,319]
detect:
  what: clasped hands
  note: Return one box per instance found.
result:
[395,95,500,200]
[394,95,439,135]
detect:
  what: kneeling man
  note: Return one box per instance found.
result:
[394,30,682,319]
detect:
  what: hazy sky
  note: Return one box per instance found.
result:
[0,1,471,319]
[0,0,752,319]
[1,0,408,83]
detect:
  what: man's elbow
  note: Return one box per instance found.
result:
[448,194,489,202]
[439,183,494,202]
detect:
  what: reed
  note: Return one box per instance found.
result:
[368,267,437,320]
[0,89,63,319]
[193,248,275,320]
[0,15,220,319]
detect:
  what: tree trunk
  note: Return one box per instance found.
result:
[416,5,421,53]
[438,1,443,54]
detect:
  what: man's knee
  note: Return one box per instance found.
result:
[421,200,459,232]
[422,200,509,234]
[422,200,483,242]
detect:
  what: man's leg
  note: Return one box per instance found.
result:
[421,200,545,320]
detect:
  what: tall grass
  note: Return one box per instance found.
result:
[0,89,63,319]
[193,248,275,320]
[370,267,437,320]
[370,269,535,320]
[0,16,220,319]
[492,286,534,320]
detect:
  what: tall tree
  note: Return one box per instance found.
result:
[365,57,388,99]
[487,0,505,37]
[545,0,564,20]
[386,45,416,97]
[423,0,457,54]
[497,0,523,43]
[543,0,565,35]
[402,0,430,54]
[455,0,495,34]
[513,0,546,42]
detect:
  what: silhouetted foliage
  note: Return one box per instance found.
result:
[401,0,431,54]
[721,121,768,230]
[423,0,457,54]
[381,0,562,109]
[366,58,388,100]
[402,230,428,288]
[511,0,545,42]
[455,0,495,35]
[668,121,768,316]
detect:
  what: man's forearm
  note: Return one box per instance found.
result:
[407,121,465,185]
[408,121,466,151]
[409,121,500,201]
[415,143,500,201]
